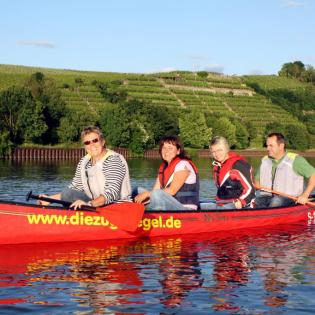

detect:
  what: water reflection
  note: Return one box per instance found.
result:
[1,158,315,313]
[0,223,315,314]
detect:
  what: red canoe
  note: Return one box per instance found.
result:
[0,200,314,245]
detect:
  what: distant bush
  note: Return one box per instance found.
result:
[197,71,208,79]
[62,83,70,89]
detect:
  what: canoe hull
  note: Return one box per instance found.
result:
[1,201,315,245]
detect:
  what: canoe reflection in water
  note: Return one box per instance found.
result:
[0,223,314,314]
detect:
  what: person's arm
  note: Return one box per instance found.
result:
[254,166,261,188]
[163,169,190,196]
[297,173,315,205]
[101,155,126,204]
[134,163,190,204]
[293,156,315,205]
[38,193,62,206]
[230,162,255,209]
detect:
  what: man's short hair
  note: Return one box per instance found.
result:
[267,132,286,147]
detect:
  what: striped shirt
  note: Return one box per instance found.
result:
[69,155,128,203]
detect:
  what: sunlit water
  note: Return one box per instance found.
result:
[0,158,315,314]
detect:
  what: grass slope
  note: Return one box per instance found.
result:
[0,64,309,147]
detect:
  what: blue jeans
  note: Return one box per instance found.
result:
[255,195,295,208]
[133,187,194,211]
[61,187,91,203]
[199,201,236,210]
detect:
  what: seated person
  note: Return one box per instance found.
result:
[255,132,315,208]
[200,136,255,210]
[38,126,131,209]
[134,136,199,210]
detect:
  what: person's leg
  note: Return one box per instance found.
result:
[255,190,274,208]
[269,196,295,208]
[132,186,147,199]
[199,202,236,210]
[61,187,90,203]
[146,189,190,211]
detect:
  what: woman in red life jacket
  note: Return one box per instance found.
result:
[200,136,255,210]
[134,136,199,210]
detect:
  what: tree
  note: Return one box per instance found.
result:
[0,130,14,157]
[285,124,309,150]
[301,65,315,83]
[233,120,249,149]
[278,61,305,79]
[197,71,208,79]
[57,108,97,143]
[211,117,236,147]
[0,86,47,144]
[179,110,212,148]
[244,121,257,144]
[95,80,128,104]
[24,72,66,144]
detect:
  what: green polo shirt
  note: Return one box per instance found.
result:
[255,153,315,182]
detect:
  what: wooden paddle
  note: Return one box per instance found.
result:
[26,191,145,232]
[257,186,315,207]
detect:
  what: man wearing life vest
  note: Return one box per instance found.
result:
[38,126,131,209]
[201,136,255,209]
[255,132,315,208]
[134,136,199,210]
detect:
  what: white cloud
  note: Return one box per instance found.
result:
[283,1,306,8]
[17,40,56,48]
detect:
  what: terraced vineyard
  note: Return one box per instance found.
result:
[0,64,306,146]
[244,75,308,90]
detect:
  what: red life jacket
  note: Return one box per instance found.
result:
[158,157,199,207]
[212,152,245,187]
[159,157,198,188]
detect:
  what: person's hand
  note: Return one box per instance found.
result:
[296,194,309,205]
[234,199,243,209]
[70,199,89,210]
[37,194,50,206]
[134,191,150,204]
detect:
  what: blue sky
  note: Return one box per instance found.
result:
[1,0,315,75]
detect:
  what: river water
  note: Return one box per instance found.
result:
[0,157,315,314]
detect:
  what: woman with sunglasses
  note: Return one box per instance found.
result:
[38,126,131,209]
[133,135,199,210]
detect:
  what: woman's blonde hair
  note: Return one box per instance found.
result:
[80,126,105,142]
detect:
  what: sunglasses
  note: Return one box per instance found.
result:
[83,138,99,146]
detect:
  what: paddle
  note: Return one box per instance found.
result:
[26,191,96,211]
[257,186,315,207]
[26,191,145,232]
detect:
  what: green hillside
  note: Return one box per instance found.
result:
[0,64,313,149]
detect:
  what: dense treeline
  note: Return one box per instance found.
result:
[0,62,314,157]
[0,72,256,156]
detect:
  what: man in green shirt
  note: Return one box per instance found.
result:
[254,132,315,208]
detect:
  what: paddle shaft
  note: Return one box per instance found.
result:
[26,191,97,212]
[258,186,315,207]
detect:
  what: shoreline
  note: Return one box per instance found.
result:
[3,147,315,160]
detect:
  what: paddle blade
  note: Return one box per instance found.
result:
[99,202,145,232]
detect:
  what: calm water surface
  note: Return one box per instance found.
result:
[0,158,315,314]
